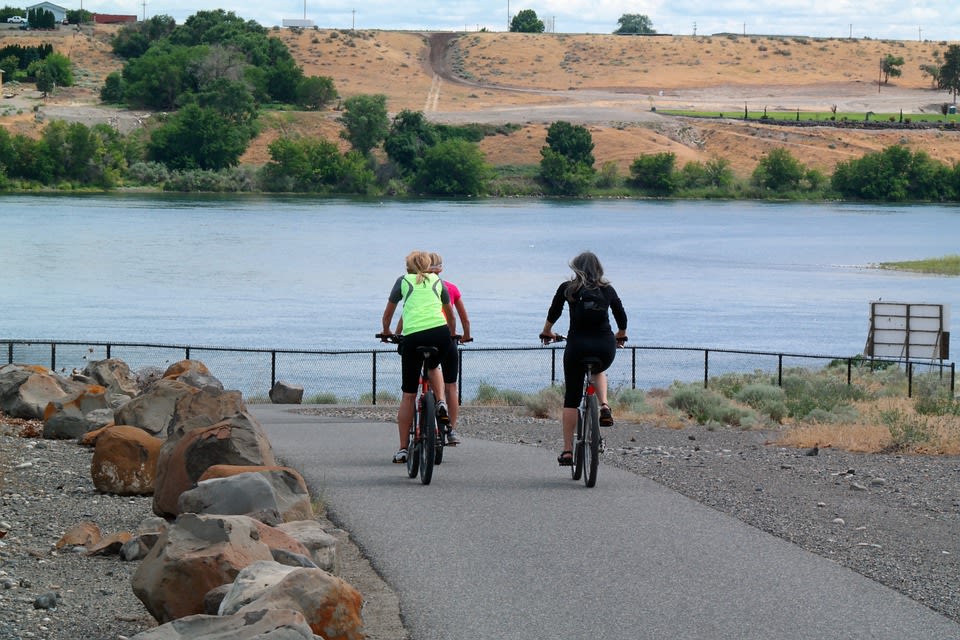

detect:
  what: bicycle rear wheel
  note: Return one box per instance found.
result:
[583,394,600,487]
[434,428,445,465]
[419,391,437,485]
[406,405,419,478]
[571,411,584,481]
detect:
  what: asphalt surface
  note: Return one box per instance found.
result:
[252,405,960,640]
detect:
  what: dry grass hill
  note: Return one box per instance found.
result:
[3,24,960,178]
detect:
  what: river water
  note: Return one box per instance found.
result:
[2,194,959,358]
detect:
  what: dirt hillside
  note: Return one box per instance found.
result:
[3,24,960,177]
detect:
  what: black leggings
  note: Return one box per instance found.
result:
[400,325,452,394]
[562,333,616,408]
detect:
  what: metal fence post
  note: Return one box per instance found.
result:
[51,343,56,372]
[703,350,709,388]
[631,347,636,389]
[777,353,783,387]
[270,351,277,391]
[907,361,913,398]
[372,351,378,405]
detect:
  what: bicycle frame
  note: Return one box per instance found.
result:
[572,359,601,487]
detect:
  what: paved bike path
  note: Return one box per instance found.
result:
[251,405,960,640]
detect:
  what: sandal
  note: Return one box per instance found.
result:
[557,450,573,466]
[599,404,614,427]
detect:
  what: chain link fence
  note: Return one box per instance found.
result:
[4,339,954,403]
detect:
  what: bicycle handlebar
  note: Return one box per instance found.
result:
[540,333,629,346]
[376,333,473,344]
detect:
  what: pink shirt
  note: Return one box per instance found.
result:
[444,280,461,305]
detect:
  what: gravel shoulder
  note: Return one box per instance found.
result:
[2,407,958,640]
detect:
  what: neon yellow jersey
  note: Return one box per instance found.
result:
[392,273,449,335]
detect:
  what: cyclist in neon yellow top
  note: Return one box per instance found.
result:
[380,250,456,464]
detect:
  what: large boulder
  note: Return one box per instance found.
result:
[128,609,317,639]
[182,466,313,523]
[232,566,364,640]
[132,513,274,624]
[269,381,304,405]
[0,363,84,420]
[81,358,141,397]
[153,412,276,518]
[276,521,339,574]
[42,384,110,439]
[112,379,197,438]
[91,425,163,495]
[163,360,224,391]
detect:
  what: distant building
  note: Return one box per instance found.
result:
[93,13,137,24]
[282,19,315,28]
[26,2,67,23]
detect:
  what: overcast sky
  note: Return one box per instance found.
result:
[88,1,958,42]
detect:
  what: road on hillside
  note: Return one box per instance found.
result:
[252,405,960,640]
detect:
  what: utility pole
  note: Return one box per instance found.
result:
[140,0,147,21]
[918,26,922,41]
[351,9,355,30]
[693,21,696,36]
[507,0,510,30]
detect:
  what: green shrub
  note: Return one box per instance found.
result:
[523,385,563,418]
[358,390,399,404]
[734,383,788,423]
[667,384,752,426]
[781,374,867,419]
[474,382,525,406]
[307,392,338,404]
[612,388,650,414]
[881,408,933,451]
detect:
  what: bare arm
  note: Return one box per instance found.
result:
[381,301,398,336]
[454,298,471,342]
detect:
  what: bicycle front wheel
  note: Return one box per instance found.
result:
[583,394,600,487]
[406,405,419,478]
[419,391,437,485]
[572,411,584,481]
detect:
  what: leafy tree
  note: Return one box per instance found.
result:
[881,54,904,84]
[192,77,258,128]
[34,65,55,97]
[539,148,594,195]
[100,71,125,103]
[539,121,595,195]
[148,104,253,170]
[510,9,544,33]
[629,152,677,194]
[412,138,491,196]
[112,15,177,59]
[65,9,93,24]
[614,14,655,35]
[544,121,594,167]
[296,75,337,110]
[121,44,207,110]
[262,137,374,193]
[339,94,389,156]
[920,63,941,89]
[384,109,439,174]
[751,147,805,192]
[831,145,952,201]
[32,52,73,88]
[939,44,960,104]
[27,7,55,29]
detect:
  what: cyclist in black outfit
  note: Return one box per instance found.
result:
[540,251,628,466]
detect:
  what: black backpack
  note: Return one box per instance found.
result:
[570,285,609,324]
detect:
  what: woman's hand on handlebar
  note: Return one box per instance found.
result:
[376,332,400,344]
[540,332,564,345]
[615,331,629,347]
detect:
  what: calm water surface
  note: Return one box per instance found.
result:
[2,194,958,358]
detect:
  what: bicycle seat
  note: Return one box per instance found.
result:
[416,346,440,360]
[580,356,603,368]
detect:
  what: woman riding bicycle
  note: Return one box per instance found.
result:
[381,250,456,464]
[540,251,628,466]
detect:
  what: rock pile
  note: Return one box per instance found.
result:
[0,359,365,640]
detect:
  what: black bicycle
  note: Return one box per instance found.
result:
[377,333,446,484]
[540,334,604,487]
